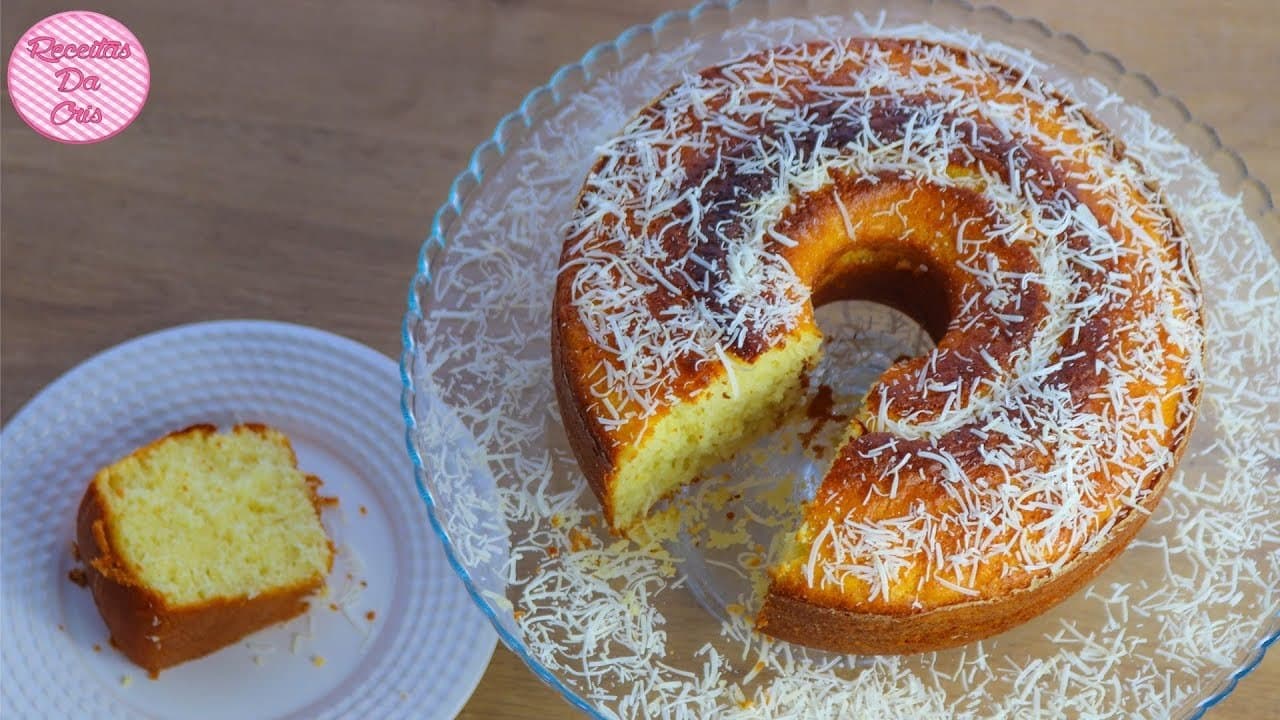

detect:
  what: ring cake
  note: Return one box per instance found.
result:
[552,38,1203,653]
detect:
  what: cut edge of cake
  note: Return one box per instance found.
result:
[559,324,823,533]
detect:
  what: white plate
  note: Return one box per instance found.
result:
[0,320,496,719]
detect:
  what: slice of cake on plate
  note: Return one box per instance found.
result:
[76,423,334,676]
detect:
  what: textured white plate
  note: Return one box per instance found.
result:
[0,320,495,719]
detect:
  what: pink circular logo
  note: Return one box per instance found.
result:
[7,11,150,144]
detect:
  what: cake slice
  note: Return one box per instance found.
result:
[75,423,334,676]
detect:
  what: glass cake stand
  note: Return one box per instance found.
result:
[401,1,1280,717]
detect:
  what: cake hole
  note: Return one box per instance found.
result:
[808,242,957,344]
[811,300,936,415]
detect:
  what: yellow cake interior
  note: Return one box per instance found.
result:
[93,425,332,605]
[609,328,822,530]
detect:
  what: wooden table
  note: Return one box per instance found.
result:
[3,1,1275,717]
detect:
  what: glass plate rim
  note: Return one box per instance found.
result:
[398,1,1280,717]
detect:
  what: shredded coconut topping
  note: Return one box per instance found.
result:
[408,14,1280,719]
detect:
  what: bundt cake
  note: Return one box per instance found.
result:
[552,37,1203,654]
[76,423,334,675]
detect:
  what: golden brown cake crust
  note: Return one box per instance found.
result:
[74,424,333,676]
[551,295,618,526]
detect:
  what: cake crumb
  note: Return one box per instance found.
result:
[57,624,65,632]
[799,384,848,450]
[568,527,594,552]
[329,602,339,612]
[311,654,326,667]
[358,505,368,516]
[399,691,408,701]
[546,545,559,558]
[360,580,368,588]
[121,675,133,688]
[71,541,81,562]
[306,475,339,507]
[68,568,89,587]
[365,610,376,622]
[93,644,102,653]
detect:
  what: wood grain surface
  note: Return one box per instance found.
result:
[2,1,1276,718]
